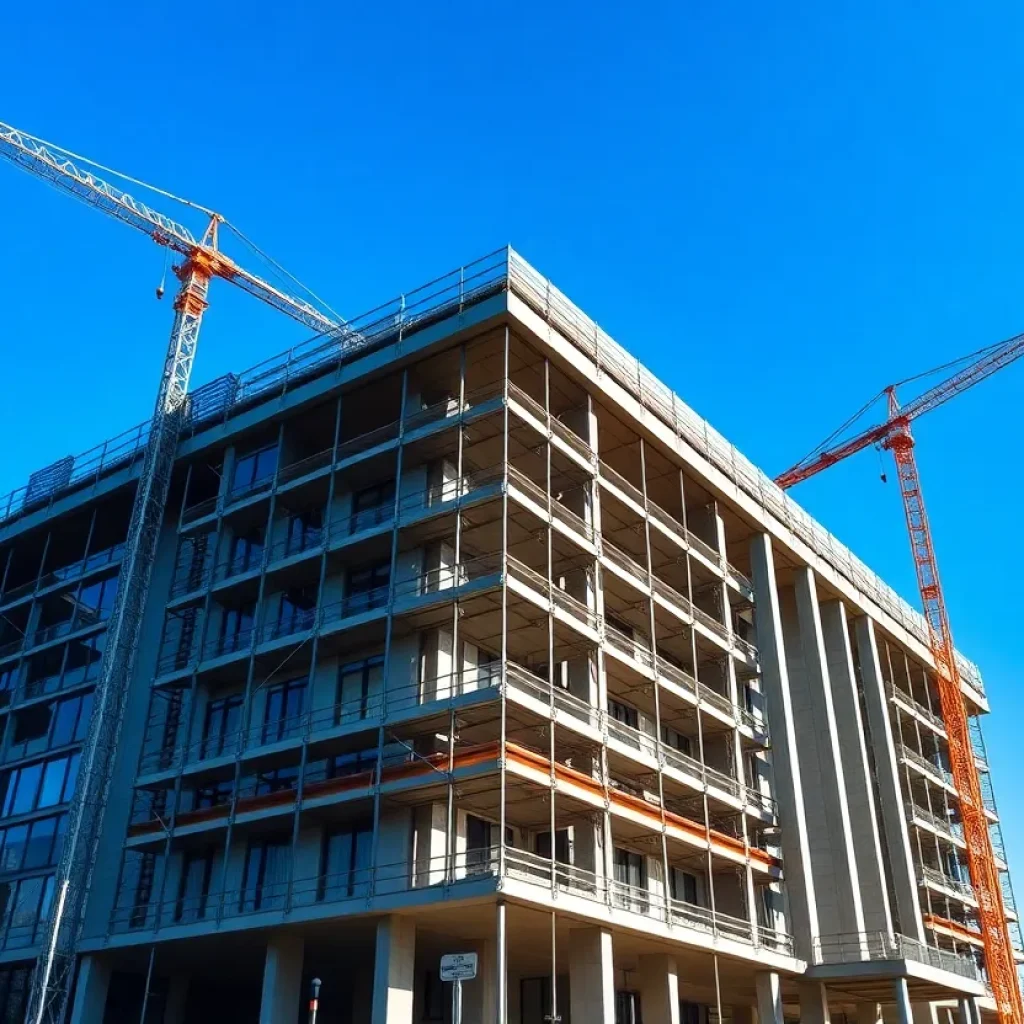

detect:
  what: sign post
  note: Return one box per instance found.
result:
[440,953,478,1024]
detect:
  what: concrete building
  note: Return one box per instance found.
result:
[0,248,1017,1023]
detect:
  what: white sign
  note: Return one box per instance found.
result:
[440,952,478,982]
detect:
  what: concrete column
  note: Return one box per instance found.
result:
[820,599,894,935]
[781,570,865,941]
[913,1003,939,1024]
[260,932,304,1024]
[568,927,614,1024]
[893,978,913,1024]
[755,971,783,1024]
[799,980,831,1024]
[372,915,417,1024]
[165,976,190,1024]
[69,955,111,1024]
[857,1002,883,1024]
[854,616,925,940]
[496,901,508,1024]
[749,534,819,958]
[637,953,679,1024]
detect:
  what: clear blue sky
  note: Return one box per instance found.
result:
[3,2,1023,899]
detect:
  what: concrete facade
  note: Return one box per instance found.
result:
[0,250,1012,1023]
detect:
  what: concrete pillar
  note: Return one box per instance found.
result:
[165,976,190,1024]
[637,953,679,1024]
[820,599,894,935]
[372,915,417,1024]
[781,570,865,940]
[260,932,304,1024]
[496,901,508,1024]
[749,534,819,958]
[857,1002,884,1024]
[755,971,783,1024]
[854,616,925,940]
[799,980,831,1024]
[893,979,913,1024]
[568,927,615,1024]
[69,955,111,1024]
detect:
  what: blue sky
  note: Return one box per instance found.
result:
[2,2,1023,900]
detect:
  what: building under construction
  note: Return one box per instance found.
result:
[0,249,1017,1024]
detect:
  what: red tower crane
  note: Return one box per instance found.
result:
[777,331,1024,1024]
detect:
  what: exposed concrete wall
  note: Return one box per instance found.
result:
[853,615,925,940]
[749,534,819,959]
[779,569,864,938]
[372,915,416,1024]
[820,599,893,934]
[637,953,680,1024]
[568,927,614,1024]
[259,932,304,1024]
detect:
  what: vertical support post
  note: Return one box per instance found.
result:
[496,900,508,1024]
[499,326,510,879]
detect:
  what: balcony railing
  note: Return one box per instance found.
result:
[0,542,125,608]
[906,802,964,843]
[812,931,980,981]
[919,866,975,901]
[138,670,502,777]
[897,743,954,788]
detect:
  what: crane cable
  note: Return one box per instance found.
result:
[15,125,339,323]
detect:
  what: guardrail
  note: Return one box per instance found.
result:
[812,931,980,980]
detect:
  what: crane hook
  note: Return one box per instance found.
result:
[156,246,169,300]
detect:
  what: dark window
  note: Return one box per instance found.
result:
[75,575,119,622]
[613,847,647,912]
[680,1002,702,1024]
[422,970,451,1023]
[219,605,255,654]
[466,815,494,875]
[0,874,54,948]
[324,749,377,780]
[231,446,278,495]
[175,849,214,923]
[661,725,691,757]
[0,965,33,1024]
[0,753,79,819]
[285,510,323,555]
[21,814,64,870]
[350,481,395,533]
[229,531,264,575]
[262,678,307,743]
[535,829,571,864]
[609,700,639,730]
[669,867,699,905]
[194,780,234,810]
[274,589,316,638]
[253,766,300,797]
[240,838,289,911]
[0,668,16,709]
[201,694,243,758]
[615,990,642,1024]
[344,562,390,615]
[336,655,384,721]
[319,821,373,901]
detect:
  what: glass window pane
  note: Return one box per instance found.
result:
[23,816,57,869]
[61,754,80,802]
[39,759,69,808]
[50,699,79,748]
[11,763,42,815]
[0,825,28,872]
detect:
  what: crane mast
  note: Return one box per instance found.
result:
[777,342,1024,1024]
[0,122,343,1024]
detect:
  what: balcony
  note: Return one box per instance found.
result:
[812,931,980,981]
[0,543,125,610]
[138,669,502,778]
[918,866,976,903]
[503,848,783,954]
